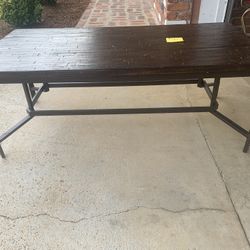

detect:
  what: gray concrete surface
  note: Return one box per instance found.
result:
[0,78,249,249]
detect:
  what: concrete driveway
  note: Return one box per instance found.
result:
[0,77,249,249]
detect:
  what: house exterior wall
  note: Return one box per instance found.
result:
[152,0,193,24]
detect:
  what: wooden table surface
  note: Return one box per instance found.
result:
[0,23,250,83]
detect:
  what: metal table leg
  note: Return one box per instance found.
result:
[0,83,35,159]
[210,77,220,110]
[1,80,249,158]
[197,78,219,109]
[0,115,33,144]
[209,78,250,153]
[28,83,36,98]
[243,131,250,153]
[0,115,33,159]
[0,144,5,159]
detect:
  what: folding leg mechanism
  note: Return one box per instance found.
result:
[0,79,249,159]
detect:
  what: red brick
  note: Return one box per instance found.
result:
[167,2,190,11]
[78,0,159,27]
[165,11,178,20]
[177,11,192,20]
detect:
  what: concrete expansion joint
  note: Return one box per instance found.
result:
[195,115,250,247]
[0,206,227,224]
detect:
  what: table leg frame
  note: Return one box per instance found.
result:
[243,131,250,153]
[0,78,249,158]
[198,79,219,109]
[0,144,5,159]
[28,83,36,98]
[0,115,33,158]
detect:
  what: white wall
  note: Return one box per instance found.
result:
[199,0,229,23]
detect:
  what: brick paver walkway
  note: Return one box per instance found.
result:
[77,0,159,27]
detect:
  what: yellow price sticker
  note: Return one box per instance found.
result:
[166,37,184,43]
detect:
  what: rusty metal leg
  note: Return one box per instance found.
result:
[243,131,250,153]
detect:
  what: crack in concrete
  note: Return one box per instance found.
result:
[196,120,250,248]
[0,206,226,224]
[184,85,250,247]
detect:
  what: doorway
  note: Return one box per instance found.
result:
[191,0,229,23]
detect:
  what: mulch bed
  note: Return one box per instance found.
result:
[0,20,12,39]
[0,0,91,39]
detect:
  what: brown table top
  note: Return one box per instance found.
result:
[0,23,250,83]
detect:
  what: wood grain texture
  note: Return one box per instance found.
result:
[0,23,250,83]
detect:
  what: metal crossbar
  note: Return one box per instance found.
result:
[0,78,249,158]
[29,107,211,117]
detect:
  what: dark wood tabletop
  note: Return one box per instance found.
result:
[0,23,250,84]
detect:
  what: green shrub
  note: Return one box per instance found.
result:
[0,0,42,27]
